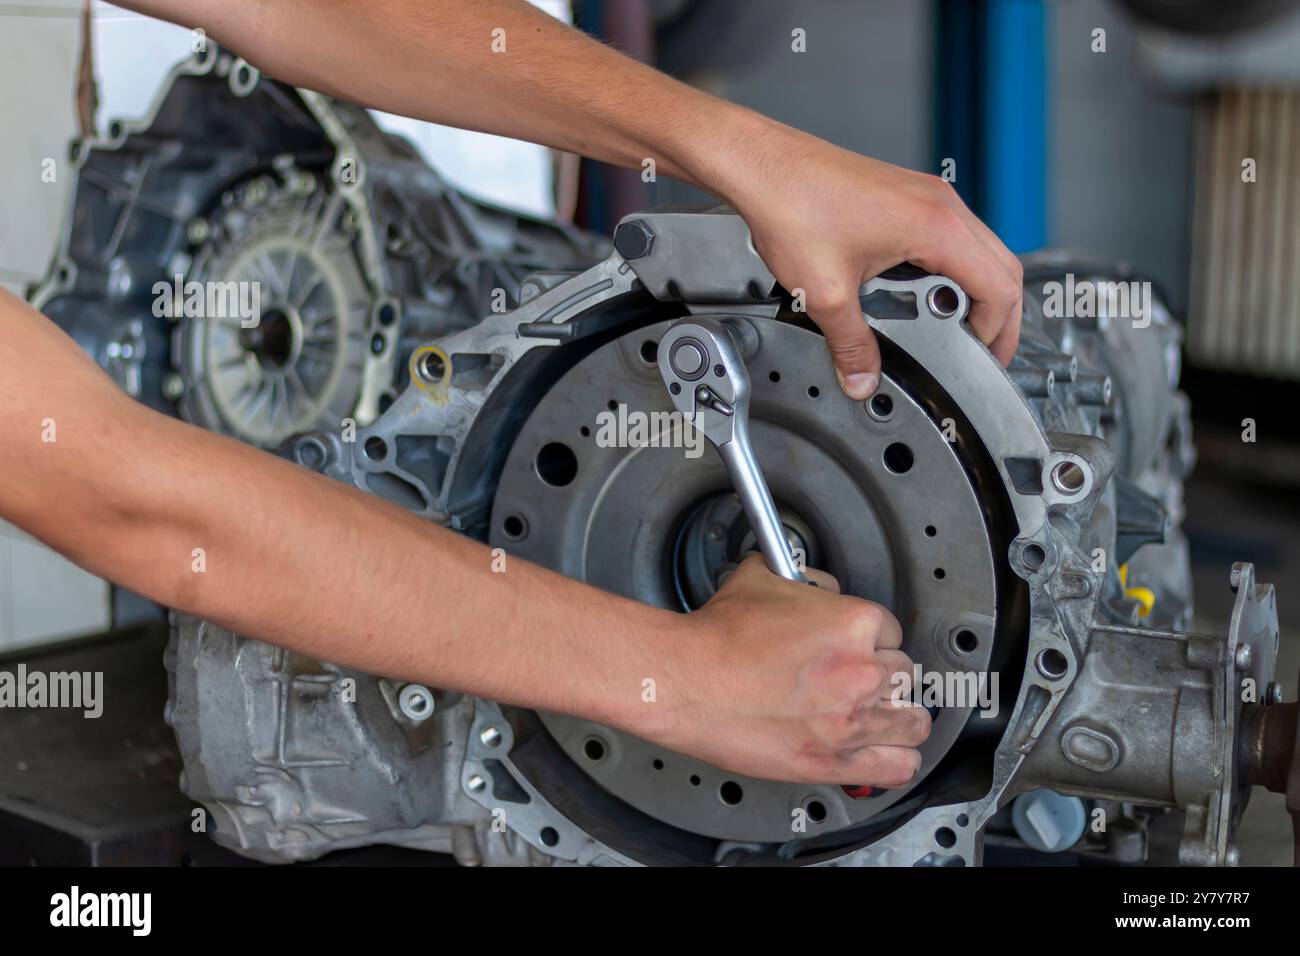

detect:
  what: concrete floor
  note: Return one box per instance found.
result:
[1184,467,1300,866]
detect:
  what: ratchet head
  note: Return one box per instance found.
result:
[657,318,751,446]
[658,317,811,584]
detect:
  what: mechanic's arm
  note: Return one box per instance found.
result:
[0,288,926,785]
[120,0,1022,397]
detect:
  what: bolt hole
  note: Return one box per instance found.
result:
[416,350,446,384]
[806,799,827,823]
[582,737,607,761]
[807,385,820,398]
[1051,460,1086,495]
[869,392,895,420]
[579,425,591,438]
[883,442,914,474]
[768,371,781,383]
[363,436,388,461]
[502,514,528,540]
[1037,648,1070,680]
[540,827,559,847]
[956,813,970,827]
[928,284,960,318]
[719,780,744,806]
[954,629,978,653]
[924,525,937,537]
[933,568,946,580]
[689,774,701,787]
[638,340,659,365]
[535,442,578,487]
[935,826,958,849]
[652,758,664,770]
[1022,543,1047,570]
[402,689,432,717]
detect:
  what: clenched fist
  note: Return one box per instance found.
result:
[646,556,930,786]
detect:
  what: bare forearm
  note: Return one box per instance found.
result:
[0,290,675,734]
[119,0,779,199]
[130,415,677,726]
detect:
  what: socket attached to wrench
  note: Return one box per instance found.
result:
[658,317,812,584]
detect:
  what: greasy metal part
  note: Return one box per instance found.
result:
[658,317,809,583]
[160,207,1281,866]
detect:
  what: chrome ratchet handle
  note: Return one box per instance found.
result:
[714,427,807,582]
[658,317,810,584]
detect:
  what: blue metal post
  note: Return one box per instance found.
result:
[981,0,1048,254]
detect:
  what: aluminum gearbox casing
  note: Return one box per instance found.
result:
[166,207,1283,866]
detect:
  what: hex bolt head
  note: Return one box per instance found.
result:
[614,219,655,260]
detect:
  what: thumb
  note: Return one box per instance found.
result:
[809,286,882,399]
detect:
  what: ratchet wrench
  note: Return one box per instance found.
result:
[658,317,811,584]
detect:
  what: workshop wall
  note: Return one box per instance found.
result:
[651,0,1194,312]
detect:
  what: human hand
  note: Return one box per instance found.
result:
[648,556,929,786]
[720,124,1023,398]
